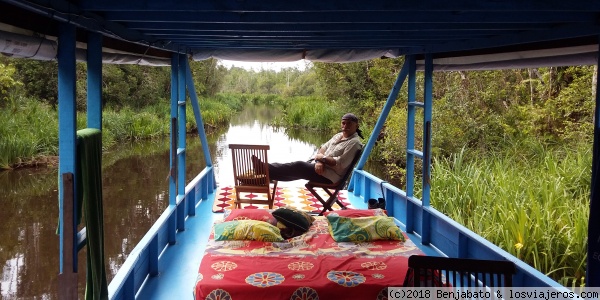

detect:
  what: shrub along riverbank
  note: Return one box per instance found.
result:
[0,94,242,169]
[0,92,590,286]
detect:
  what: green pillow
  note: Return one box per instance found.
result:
[272,206,314,232]
[326,215,405,242]
[214,220,284,242]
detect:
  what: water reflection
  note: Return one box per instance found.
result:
[0,104,386,299]
[213,105,332,186]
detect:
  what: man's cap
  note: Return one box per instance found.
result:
[342,113,359,123]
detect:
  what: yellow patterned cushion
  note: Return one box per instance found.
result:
[214,220,283,242]
[237,170,267,185]
[224,209,278,226]
[326,215,405,242]
[323,208,388,218]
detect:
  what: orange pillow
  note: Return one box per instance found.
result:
[323,208,387,218]
[224,209,278,226]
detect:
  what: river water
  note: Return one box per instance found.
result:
[0,105,386,299]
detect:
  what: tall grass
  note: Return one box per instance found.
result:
[278,96,341,131]
[215,92,283,108]
[431,142,590,285]
[215,93,344,131]
[0,95,239,169]
[197,94,240,125]
[0,100,59,169]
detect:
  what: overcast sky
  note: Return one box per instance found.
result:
[218,60,310,72]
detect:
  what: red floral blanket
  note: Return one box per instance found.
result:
[193,217,425,300]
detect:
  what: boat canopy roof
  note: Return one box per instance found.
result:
[0,0,599,69]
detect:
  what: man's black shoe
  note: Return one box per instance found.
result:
[251,155,265,174]
[378,198,386,209]
[368,198,378,209]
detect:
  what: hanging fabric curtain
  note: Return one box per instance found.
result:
[77,128,108,300]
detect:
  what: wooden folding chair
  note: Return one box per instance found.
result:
[404,255,516,287]
[305,148,362,215]
[229,144,278,209]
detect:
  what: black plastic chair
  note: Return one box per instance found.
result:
[404,255,516,287]
[305,148,362,215]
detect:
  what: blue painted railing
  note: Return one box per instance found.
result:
[108,167,215,300]
[349,169,566,288]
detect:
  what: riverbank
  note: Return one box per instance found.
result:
[0,94,344,170]
[0,95,237,170]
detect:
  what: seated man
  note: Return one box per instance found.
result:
[253,113,363,184]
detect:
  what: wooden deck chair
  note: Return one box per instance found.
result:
[404,255,516,287]
[229,144,278,209]
[305,147,363,215]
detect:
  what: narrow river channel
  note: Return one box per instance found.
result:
[0,105,388,299]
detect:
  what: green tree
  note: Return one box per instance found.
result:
[313,58,405,123]
[189,58,227,97]
[9,59,59,107]
[0,62,22,107]
[101,64,171,109]
[220,66,257,94]
[540,66,594,142]
[281,68,317,97]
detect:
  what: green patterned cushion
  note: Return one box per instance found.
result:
[214,220,284,242]
[326,215,405,242]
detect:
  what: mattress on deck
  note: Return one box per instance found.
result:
[193,214,425,300]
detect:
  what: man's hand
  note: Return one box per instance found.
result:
[315,161,325,175]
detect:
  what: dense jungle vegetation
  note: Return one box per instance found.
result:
[0,55,594,286]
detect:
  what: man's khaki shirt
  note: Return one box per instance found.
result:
[319,132,363,183]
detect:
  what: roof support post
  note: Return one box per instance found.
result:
[177,54,186,202]
[587,41,600,287]
[169,55,179,207]
[422,54,433,207]
[57,22,77,274]
[420,54,433,245]
[86,32,102,129]
[57,22,78,299]
[406,55,417,199]
[177,54,187,231]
